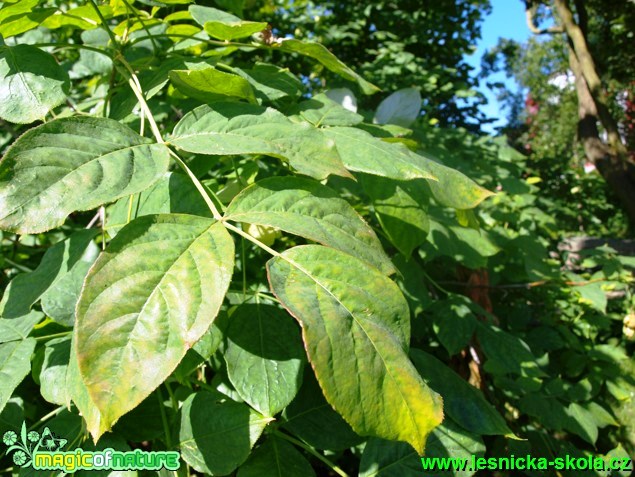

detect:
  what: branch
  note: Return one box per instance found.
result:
[525,1,564,35]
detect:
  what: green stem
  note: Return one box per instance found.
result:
[165,381,179,412]
[34,331,72,342]
[3,257,32,272]
[273,431,350,477]
[168,150,224,220]
[115,56,163,143]
[156,388,173,449]
[31,42,115,57]
[29,406,66,430]
[88,0,119,47]
[121,0,160,52]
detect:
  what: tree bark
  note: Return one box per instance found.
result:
[553,0,627,156]
[568,47,635,225]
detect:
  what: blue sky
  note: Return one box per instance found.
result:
[464,0,531,131]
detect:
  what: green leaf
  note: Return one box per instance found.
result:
[290,93,363,127]
[106,172,211,235]
[0,45,69,124]
[0,117,170,233]
[204,20,268,40]
[282,368,363,451]
[225,303,305,417]
[359,420,485,477]
[66,333,102,433]
[0,230,98,325]
[360,175,429,257]
[374,88,422,127]
[417,154,494,209]
[237,436,316,477]
[475,322,545,378]
[170,103,351,180]
[42,5,113,30]
[267,245,443,454]
[76,214,234,439]
[232,63,303,102]
[40,240,100,327]
[189,5,241,26]
[225,176,395,275]
[273,39,379,95]
[179,391,272,476]
[422,211,500,269]
[428,296,477,356]
[37,336,71,406]
[169,67,257,103]
[321,127,436,181]
[0,0,56,38]
[0,311,43,345]
[0,338,36,414]
[410,349,512,436]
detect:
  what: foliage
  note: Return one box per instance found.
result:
[250,0,493,131]
[0,1,633,477]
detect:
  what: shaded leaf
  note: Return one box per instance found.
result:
[0,117,170,234]
[0,338,35,414]
[179,391,272,475]
[225,303,305,417]
[475,322,545,378]
[359,420,485,477]
[37,337,71,406]
[225,176,394,274]
[282,368,363,451]
[237,435,316,477]
[428,296,477,356]
[267,245,443,454]
[410,349,512,436]
[360,175,429,257]
[170,103,350,180]
[0,45,69,124]
[76,214,234,438]
[290,93,363,127]
[233,63,303,102]
[0,230,98,326]
[106,172,211,235]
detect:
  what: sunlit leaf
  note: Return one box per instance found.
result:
[268,245,443,454]
[0,45,69,124]
[76,214,234,438]
[225,176,395,274]
[0,117,170,233]
[170,103,350,180]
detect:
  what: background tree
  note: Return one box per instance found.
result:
[249,0,492,131]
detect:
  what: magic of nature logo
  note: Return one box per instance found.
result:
[3,422,180,472]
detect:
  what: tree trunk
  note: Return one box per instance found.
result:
[568,47,635,226]
[553,0,627,157]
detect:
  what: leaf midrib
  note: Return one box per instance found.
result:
[280,252,421,441]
